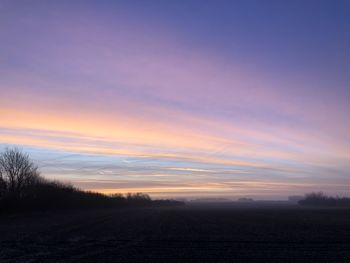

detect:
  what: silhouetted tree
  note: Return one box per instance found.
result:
[0,174,6,199]
[0,148,40,199]
[126,192,151,205]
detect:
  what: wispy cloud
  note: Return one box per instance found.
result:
[0,0,349,198]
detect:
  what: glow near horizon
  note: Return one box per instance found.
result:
[0,0,350,199]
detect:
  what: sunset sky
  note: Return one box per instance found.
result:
[1,0,350,199]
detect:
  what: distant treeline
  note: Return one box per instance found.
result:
[299,192,350,207]
[0,148,184,212]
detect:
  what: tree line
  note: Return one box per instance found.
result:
[299,192,350,207]
[0,148,183,212]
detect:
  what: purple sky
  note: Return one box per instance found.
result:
[1,0,350,199]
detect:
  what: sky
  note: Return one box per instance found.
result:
[1,0,350,199]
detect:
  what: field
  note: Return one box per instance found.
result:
[1,203,350,262]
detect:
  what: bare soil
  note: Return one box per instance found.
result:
[1,204,350,262]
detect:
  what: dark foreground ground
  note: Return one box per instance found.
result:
[1,203,350,262]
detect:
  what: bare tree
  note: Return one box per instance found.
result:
[0,148,40,198]
[0,171,6,198]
